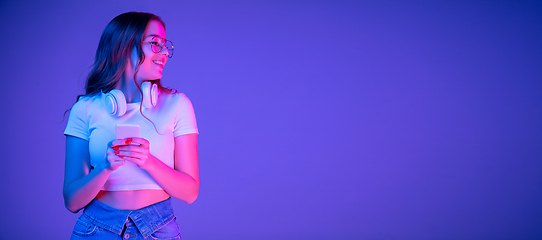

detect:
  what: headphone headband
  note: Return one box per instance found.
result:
[101,82,159,117]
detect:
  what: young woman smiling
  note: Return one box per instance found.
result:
[63,12,198,239]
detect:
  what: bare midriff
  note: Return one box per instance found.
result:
[95,189,170,210]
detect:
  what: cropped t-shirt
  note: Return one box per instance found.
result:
[64,92,198,191]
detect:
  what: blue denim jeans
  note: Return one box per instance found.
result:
[70,198,181,240]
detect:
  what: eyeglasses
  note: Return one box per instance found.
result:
[142,36,174,58]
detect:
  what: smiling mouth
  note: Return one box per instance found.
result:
[153,60,164,67]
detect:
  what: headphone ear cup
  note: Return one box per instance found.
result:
[142,82,159,109]
[102,90,127,117]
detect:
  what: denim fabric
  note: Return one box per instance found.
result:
[71,198,181,240]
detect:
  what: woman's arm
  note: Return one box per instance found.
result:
[118,133,199,204]
[63,136,124,213]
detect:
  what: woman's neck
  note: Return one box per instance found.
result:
[117,74,141,103]
[118,56,142,103]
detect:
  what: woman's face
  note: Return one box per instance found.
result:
[134,20,169,81]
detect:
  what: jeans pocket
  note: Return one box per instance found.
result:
[148,218,181,240]
[72,217,98,237]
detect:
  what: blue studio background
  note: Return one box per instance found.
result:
[0,0,541,239]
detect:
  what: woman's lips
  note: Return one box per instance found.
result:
[153,60,164,68]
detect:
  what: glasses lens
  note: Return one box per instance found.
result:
[151,37,164,53]
[165,40,174,58]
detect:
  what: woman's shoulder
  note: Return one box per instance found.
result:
[70,94,101,110]
[65,94,102,125]
[158,91,195,116]
[160,90,191,104]
[73,94,100,107]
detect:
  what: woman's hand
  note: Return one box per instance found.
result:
[98,141,127,171]
[111,137,156,170]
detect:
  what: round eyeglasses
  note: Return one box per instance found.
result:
[142,36,174,58]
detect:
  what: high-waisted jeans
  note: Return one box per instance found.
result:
[70,198,181,240]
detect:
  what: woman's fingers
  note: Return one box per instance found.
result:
[109,159,125,169]
[122,156,144,165]
[108,137,151,169]
[120,152,148,164]
[116,145,147,154]
[128,137,149,147]
[114,138,150,155]
[117,148,151,169]
[110,137,149,148]
[106,149,126,171]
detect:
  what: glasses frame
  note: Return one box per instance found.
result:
[142,36,174,58]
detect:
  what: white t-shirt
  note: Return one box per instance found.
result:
[64,92,198,191]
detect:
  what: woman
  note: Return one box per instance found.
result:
[63,12,199,239]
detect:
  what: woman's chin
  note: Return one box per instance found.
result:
[155,72,163,79]
[139,74,163,81]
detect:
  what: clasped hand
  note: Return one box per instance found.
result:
[104,137,155,171]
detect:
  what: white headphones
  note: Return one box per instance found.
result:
[101,81,159,117]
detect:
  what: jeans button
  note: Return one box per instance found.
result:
[124,233,130,239]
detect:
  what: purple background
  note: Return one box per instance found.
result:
[1,0,541,239]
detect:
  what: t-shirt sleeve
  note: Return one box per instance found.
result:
[64,99,90,140]
[174,93,199,136]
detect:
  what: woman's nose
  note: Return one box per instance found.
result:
[160,46,170,57]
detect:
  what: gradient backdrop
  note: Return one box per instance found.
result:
[1,0,541,239]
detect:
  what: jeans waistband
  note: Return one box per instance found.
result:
[81,198,175,237]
